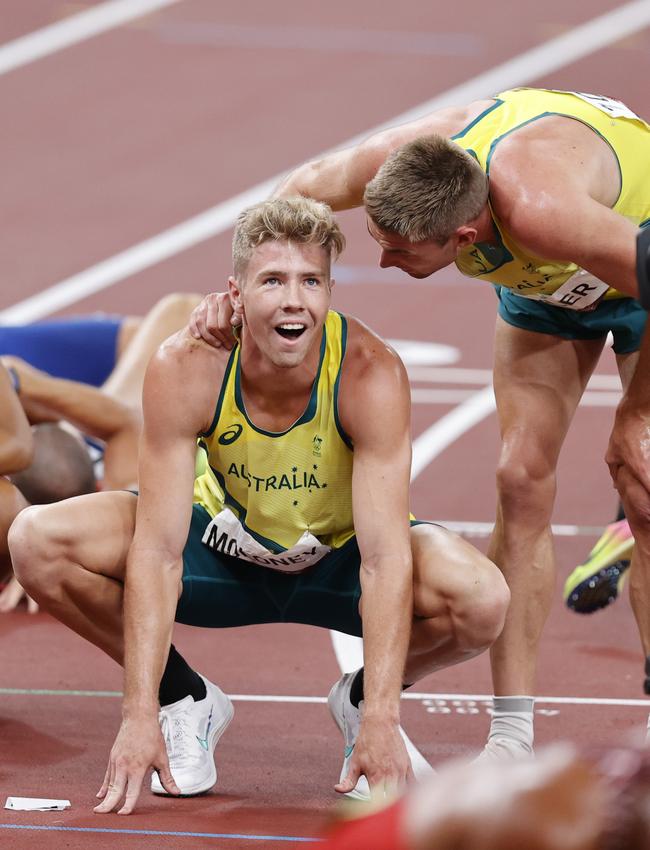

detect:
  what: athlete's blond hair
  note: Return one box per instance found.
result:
[233,197,345,277]
[364,135,489,243]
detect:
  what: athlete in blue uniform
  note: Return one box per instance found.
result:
[0,315,135,386]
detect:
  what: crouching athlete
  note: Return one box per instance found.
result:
[9,197,509,814]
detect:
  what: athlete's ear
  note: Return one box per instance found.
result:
[455,225,478,250]
[228,276,244,312]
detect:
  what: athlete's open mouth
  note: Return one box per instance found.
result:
[275,323,306,339]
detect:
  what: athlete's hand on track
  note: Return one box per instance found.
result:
[0,576,38,613]
[335,716,413,800]
[94,715,179,814]
[189,292,242,349]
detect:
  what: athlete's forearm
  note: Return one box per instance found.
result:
[273,157,361,210]
[359,555,413,720]
[273,138,386,212]
[26,375,137,441]
[121,548,182,717]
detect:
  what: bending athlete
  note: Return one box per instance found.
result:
[9,198,508,813]
[191,87,650,754]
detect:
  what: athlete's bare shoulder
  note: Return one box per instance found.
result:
[157,327,231,372]
[338,317,409,404]
[337,316,411,443]
[489,114,621,212]
[342,316,405,376]
[146,328,232,434]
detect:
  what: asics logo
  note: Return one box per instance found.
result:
[196,705,214,751]
[218,424,243,445]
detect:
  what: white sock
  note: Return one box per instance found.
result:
[488,696,535,749]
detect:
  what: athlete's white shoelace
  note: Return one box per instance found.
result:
[160,708,201,769]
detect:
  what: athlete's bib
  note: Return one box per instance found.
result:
[525,270,609,311]
[564,91,641,121]
[201,507,331,572]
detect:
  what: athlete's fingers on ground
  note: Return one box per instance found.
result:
[26,595,39,614]
[94,771,126,813]
[96,759,117,801]
[155,759,180,796]
[367,769,399,802]
[117,771,145,815]
[335,763,362,794]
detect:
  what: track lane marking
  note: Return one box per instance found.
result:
[3,0,650,323]
[1,688,647,707]
[0,0,182,77]
[0,824,318,842]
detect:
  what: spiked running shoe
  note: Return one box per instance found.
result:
[152,675,234,796]
[564,519,634,614]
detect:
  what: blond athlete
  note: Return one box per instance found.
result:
[191,88,650,757]
[9,198,507,814]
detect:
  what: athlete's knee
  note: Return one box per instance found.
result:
[412,526,509,651]
[9,504,73,595]
[452,560,510,651]
[495,439,556,519]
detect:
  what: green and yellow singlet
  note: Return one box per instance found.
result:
[452,88,650,309]
[193,310,354,572]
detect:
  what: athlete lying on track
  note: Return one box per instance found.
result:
[0,294,201,612]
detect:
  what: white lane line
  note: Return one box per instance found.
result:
[410,386,496,480]
[2,689,647,708]
[0,0,182,77]
[389,339,460,367]
[0,179,279,324]
[405,693,650,707]
[411,388,621,406]
[156,21,483,57]
[407,367,622,390]
[435,521,605,537]
[3,0,650,324]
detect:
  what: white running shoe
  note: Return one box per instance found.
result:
[328,671,371,801]
[152,675,234,796]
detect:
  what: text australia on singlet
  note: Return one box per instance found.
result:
[201,460,333,572]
